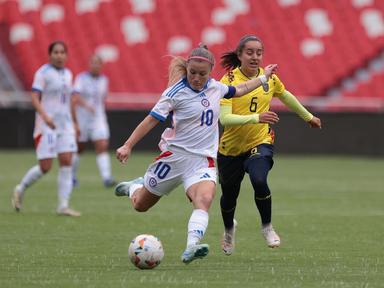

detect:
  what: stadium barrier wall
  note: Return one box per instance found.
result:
[1,108,383,156]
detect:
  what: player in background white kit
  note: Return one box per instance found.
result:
[114,44,277,263]
[71,55,116,188]
[12,41,80,216]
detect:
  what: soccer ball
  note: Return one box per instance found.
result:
[128,234,164,269]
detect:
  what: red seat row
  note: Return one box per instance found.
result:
[0,0,382,99]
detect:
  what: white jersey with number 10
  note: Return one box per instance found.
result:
[150,78,235,159]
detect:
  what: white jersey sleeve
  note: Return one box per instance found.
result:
[149,85,178,122]
[216,81,236,99]
[32,67,46,92]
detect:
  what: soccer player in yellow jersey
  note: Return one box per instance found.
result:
[218,35,321,255]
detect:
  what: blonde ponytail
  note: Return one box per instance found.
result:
[167,56,187,87]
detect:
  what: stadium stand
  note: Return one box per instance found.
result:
[0,0,383,108]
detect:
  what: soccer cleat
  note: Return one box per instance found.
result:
[11,185,24,212]
[181,243,209,264]
[103,178,117,188]
[221,219,238,255]
[261,224,281,248]
[57,207,81,217]
[114,177,144,197]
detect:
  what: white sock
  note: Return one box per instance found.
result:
[129,183,143,198]
[58,166,73,210]
[72,153,80,179]
[186,209,209,248]
[96,152,112,181]
[19,165,44,194]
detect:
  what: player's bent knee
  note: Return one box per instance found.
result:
[195,192,215,209]
[132,202,150,212]
[41,167,51,174]
[252,177,268,188]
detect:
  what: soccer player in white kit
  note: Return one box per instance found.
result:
[114,44,277,263]
[71,55,116,188]
[12,41,80,217]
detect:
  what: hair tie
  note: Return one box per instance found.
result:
[187,56,214,66]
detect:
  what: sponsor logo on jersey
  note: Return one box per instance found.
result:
[201,99,210,107]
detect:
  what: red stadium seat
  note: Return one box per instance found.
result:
[0,0,383,101]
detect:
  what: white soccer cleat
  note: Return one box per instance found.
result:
[114,177,144,197]
[261,224,281,248]
[12,185,23,212]
[181,243,209,264]
[57,207,81,217]
[221,219,238,255]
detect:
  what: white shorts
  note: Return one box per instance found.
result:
[35,130,77,160]
[78,116,110,142]
[143,150,217,197]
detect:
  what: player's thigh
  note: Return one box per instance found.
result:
[77,116,92,143]
[143,151,184,197]
[217,153,246,187]
[91,120,110,147]
[56,132,77,164]
[94,139,109,154]
[244,144,274,176]
[183,155,217,205]
[186,180,216,210]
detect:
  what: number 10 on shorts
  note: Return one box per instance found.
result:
[154,162,171,179]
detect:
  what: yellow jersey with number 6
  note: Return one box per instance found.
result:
[219,67,285,156]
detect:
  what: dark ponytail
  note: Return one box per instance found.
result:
[220,51,241,71]
[220,35,263,71]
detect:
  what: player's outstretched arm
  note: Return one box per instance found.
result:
[233,64,278,97]
[277,90,322,129]
[116,115,160,163]
[219,105,279,126]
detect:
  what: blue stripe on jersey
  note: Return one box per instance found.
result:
[223,86,236,99]
[150,111,166,122]
[166,80,185,98]
[32,87,42,93]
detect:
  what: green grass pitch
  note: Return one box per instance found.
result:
[0,150,383,287]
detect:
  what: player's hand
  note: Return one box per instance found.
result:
[74,123,81,140]
[263,64,278,79]
[116,145,131,164]
[259,111,279,124]
[44,116,56,129]
[308,116,321,128]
